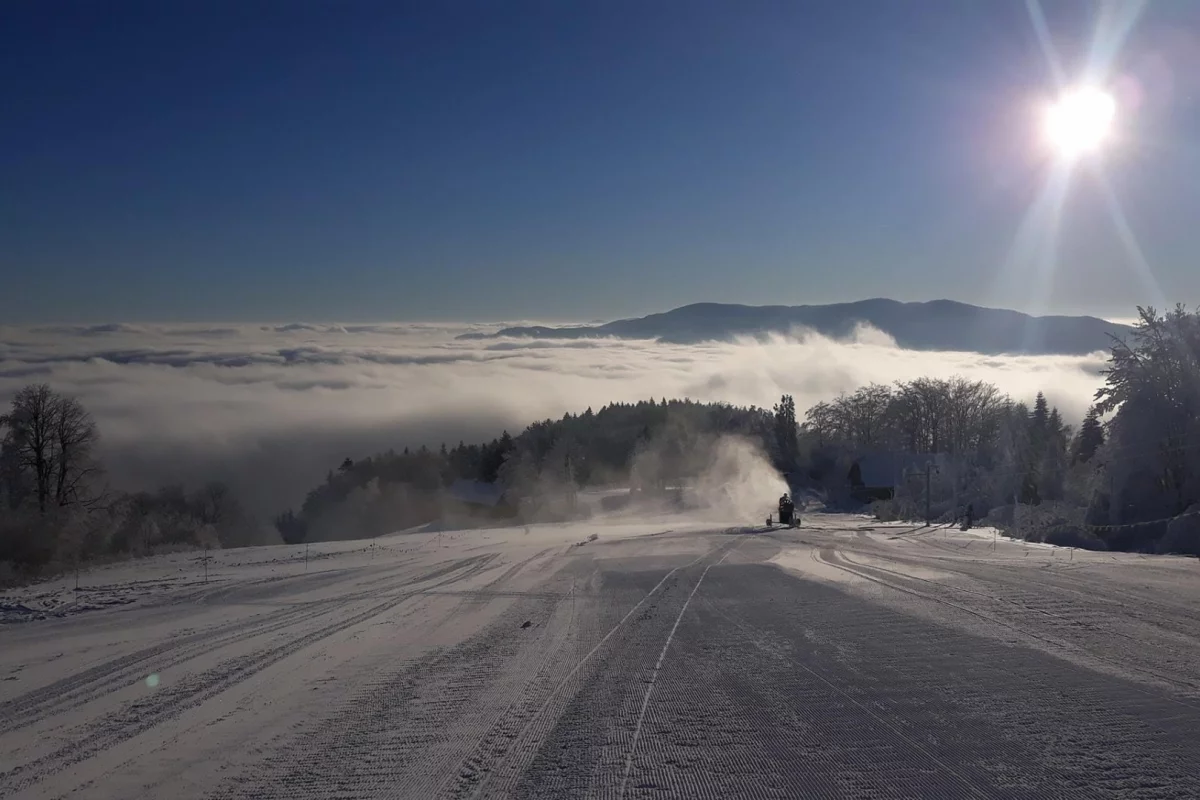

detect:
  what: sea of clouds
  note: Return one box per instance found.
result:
[0,321,1110,515]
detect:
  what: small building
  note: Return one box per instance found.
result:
[445,479,518,521]
[849,452,956,501]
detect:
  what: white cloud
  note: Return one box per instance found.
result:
[0,322,1109,514]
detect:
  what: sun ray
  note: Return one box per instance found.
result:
[1085,0,1149,83]
[994,160,1072,351]
[1025,0,1067,89]
[1090,164,1166,311]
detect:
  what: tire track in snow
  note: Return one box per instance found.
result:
[339,553,501,598]
[696,561,1200,798]
[625,564,1032,798]
[692,570,990,799]
[0,600,327,735]
[841,536,1200,636]
[436,576,580,798]
[514,550,1119,798]
[0,554,497,736]
[441,578,580,796]
[223,571,576,800]
[904,546,1200,650]
[618,537,745,799]
[2,603,387,793]
[444,562,638,798]
[460,541,731,799]
[451,547,556,617]
[0,555,505,795]
[815,546,1200,703]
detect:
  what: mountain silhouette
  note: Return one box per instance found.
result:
[460,299,1130,356]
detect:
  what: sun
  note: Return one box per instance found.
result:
[1043,86,1116,159]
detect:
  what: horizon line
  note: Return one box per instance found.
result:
[0,297,1145,330]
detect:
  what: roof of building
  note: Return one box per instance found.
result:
[853,452,957,488]
[448,479,508,507]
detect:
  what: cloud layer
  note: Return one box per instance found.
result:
[0,322,1109,515]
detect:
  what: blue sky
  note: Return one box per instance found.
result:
[3,1,1197,323]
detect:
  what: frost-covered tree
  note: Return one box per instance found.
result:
[773,394,798,467]
[1036,406,1070,503]
[1072,406,1105,464]
[1093,305,1200,533]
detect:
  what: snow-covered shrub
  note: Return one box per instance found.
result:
[1156,504,1200,556]
[1043,526,1108,551]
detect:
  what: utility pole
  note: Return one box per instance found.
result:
[1013,485,1019,542]
[925,461,933,527]
[1109,469,1116,525]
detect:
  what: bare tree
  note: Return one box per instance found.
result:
[193,481,233,527]
[2,384,56,513]
[805,378,1007,458]
[802,400,837,444]
[890,379,942,454]
[0,384,101,513]
[805,385,894,448]
[53,393,100,508]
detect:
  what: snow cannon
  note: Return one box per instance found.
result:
[777,493,795,527]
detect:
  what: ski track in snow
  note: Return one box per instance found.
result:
[618,536,745,799]
[3,516,1200,798]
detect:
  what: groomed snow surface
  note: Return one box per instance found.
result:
[4,513,1200,798]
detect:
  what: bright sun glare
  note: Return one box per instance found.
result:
[1043,86,1117,158]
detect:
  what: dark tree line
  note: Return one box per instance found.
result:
[6,305,1196,574]
[275,399,782,543]
[800,306,1200,552]
[1,384,269,577]
[803,379,1084,518]
[278,306,1200,554]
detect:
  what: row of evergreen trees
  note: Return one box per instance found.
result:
[277,305,1200,554]
[5,305,1195,571]
[274,399,779,543]
[275,385,1091,546]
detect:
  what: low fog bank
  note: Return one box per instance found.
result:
[100,414,520,518]
[0,321,1108,516]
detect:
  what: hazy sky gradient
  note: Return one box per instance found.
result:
[4,1,1198,323]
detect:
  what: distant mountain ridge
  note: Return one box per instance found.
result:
[459,299,1131,356]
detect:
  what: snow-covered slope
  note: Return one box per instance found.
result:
[4,515,1200,799]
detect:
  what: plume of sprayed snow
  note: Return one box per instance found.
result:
[618,433,788,525]
[684,436,789,523]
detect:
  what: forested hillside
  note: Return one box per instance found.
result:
[3,305,1198,582]
[281,305,1200,554]
[273,399,780,543]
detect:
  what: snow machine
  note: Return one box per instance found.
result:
[777,493,797,527]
